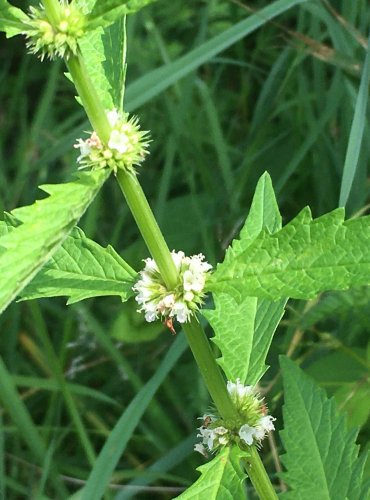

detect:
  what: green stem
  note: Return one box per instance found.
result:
[57,26,277,500]
[183,318,238,423]
[243,447,279,500]
[42,0,61,25]
[66,55,111,144]
[116,169,178,289]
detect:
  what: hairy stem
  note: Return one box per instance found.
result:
[183,318,239,422]
[55,19,277,498]
[244,447,279,500]
[66,55,111,144]
[116,170,178,289]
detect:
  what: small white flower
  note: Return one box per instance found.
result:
[194,443,207,456]
[74,109,150,173]
[184,291,194,302]
[107,109,119,127]
[239,424,256,446]
[260,415,275,432]
[197,427,216,450]
[108,129,129,154]
[143,303,158,322]
[172,250,185,270]
[133,250,212,327]
[227,379,253,399]
[171,301,190,323]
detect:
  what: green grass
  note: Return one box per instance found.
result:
[0,0,369,498]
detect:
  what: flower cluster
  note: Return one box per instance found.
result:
[25,3,85,60]
[74,110,150,174]
[195,379,275,455]
[133,251,212,324]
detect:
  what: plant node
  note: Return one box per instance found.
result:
[74,109,150,174]
[133,251,213,324]
[25,2,85,60]
[195,379,276,455]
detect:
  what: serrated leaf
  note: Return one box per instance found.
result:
[19,227,136,304]
[175,446,247,500]
[203,173,286,384]
[0,0,28,38]
[102,17,127,111]
[0,169,109,315]
[75,1,127,110]
[279,357,368,500]
[209,207,370,301]
[87,0,156,30]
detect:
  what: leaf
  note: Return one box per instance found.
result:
[75,1,128,110]
[75,12,127,110]
[0,0,28,38]
[203,173,286,385]
[87,0,156,30]
[209,207,370,301]
[101,17,127,111]
[0,169,109,315]
[279,357,369,500]
[19,227,136,304]
[175,446,247,500]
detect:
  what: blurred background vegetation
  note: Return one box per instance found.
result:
[0,0,369,498]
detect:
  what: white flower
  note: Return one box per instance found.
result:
[74,138,91,160]
[227,379,253,399]
[133,250,212,326]
[74,109,150,173]
[171,301,190,323]
[108,130,129,154]
[107,109,119,127]
[197,425,230,451]
[197,427,216,450]
[259,415,275,432]
[194,443,207,456]
[239,424,255,446]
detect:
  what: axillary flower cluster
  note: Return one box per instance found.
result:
[133,251,212,324]
[74,109,150,174]
[25,3,85,60]
[195,379,275,455]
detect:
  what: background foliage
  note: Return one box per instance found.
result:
[0,0,369,498]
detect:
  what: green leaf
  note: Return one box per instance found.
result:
[0,0,28,38]
[279,357,369,500]
[209,207,370,301]
[203,173,286,384]
[75,1,128,110]
[87,0,156,30]
[175,446,247,500]
[102,17,127,111]
[19,227,136,304]
[0,169,109,315]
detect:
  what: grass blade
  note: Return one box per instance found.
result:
[80,334,187,500]
[339,34,370,207]
[125,0,307,110]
